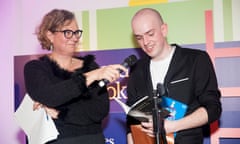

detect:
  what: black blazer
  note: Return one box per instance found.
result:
[126,44,222,144]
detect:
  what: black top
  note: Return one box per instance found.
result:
[24,55,109,139]
[126,44,222,144]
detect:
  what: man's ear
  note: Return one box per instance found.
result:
[161,23,168,37]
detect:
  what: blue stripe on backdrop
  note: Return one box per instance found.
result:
[214,41,240,48]
[220,138,240,144]
[220,97,240,128]
[215,57,240,87]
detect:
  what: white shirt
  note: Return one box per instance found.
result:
[150,46,175,89]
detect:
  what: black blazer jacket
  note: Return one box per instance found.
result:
[126,44,222,144]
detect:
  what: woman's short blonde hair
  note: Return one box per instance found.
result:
[36,9,75,50]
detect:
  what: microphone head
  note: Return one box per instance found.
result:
[156,83,165,96]
[122,55,137,68]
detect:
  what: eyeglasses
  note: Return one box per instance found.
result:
[53,29,83,39]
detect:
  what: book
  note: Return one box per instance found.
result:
[130,125,174,144]
[130,125,155,144]
[14,93,59,144]
[114,96,151,122]
[114,96,170,122]
[114,95,188,143]
[160,96,188,138]
[114,95,187,123]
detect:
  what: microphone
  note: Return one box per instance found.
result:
[98,55,138,87]
[156,83,165,97]
[158,83,168,144]
[152,83,168,144]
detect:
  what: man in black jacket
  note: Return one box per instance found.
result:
[126,8,222,144]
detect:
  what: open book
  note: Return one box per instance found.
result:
[114,96,170,122]
[114,95,188,132]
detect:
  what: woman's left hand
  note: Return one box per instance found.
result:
[33,101,59,119]
[43,106,59,119]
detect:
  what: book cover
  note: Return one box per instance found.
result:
[160,96,188,138]
[161,96,188,121]
[130,125,174,144]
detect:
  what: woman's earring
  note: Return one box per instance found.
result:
[50,43,53,51]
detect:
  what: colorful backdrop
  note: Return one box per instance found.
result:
[2,0,240,144]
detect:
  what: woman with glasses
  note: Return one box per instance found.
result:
[24,9,126,144]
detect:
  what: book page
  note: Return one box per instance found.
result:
[113,97,151,122]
